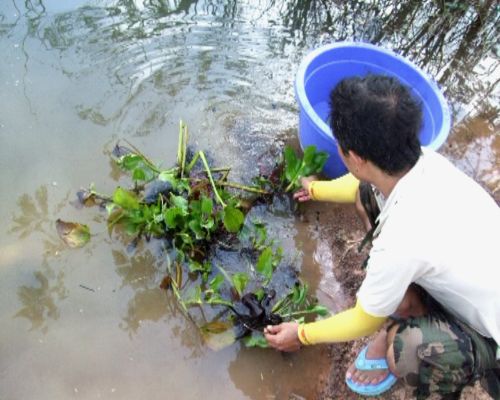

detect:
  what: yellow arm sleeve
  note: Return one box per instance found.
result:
[308,173,360,203]
[297,301,387,345]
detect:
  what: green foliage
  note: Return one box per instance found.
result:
[242,333,268,348]
[223,206,244,233]
[283,145,328,192]
[271,282,329,320]
[231,272,249,296]
[256,246,282,282]
[256,247,274,281]
[75,121,330,351]
[188,261,212,282]
[115,152,159,183]
[112,187,140,210]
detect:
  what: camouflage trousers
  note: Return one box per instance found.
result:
[391,313,499,399]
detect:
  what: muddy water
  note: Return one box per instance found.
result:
[0,1,498,400]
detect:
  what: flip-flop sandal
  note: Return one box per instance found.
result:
[345,345,397,397]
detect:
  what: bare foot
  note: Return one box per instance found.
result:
[346,331,390,386]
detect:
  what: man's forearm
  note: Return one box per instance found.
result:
[298,300,386,345]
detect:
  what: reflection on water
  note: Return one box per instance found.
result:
[444,115,500,202]
[280,0,499,99]
[120,287,168,333]
[7,186,76,333]
[14,262,68,333]
[9,185,51,239]
[1,0,498,399]
[113,247,159,290]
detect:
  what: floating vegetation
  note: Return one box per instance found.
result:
[69,121,329,349]
[55,219,90,248]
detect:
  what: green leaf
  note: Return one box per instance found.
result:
[243,333,268,348]
[117,154,157,181]
[175,232,193,249]
[132,168,146,181]
[205,293,233,307]
[201,196,213,215]
[200,217,215,231]
[56,219,91,248]
[302,150,328,176]
[231,272,249,296]
[164,207,184,229]
[120,154,141,171]
[254,288,265,301]
[307,304,330,317]
[273,246,283,267]
[223,206,244,233]
[292,283,307,306]
[170,194,188,214]
[284,146,300,182]
[302,145,317,166]
[124,219,140,235]
[158,171,177,183]
[112,187,140,210]
[188,260,202,273]
[282,145,329,192]
[256,247,273,280]
[188,219,205,240]
[209,274,225,292]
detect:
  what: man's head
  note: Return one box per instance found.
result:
[329,75,422,176]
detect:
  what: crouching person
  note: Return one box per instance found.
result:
[265,75,500,399]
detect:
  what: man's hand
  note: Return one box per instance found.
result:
[263,322,302,352]
[292,176,317,202]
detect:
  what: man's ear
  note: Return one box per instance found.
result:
[347,150,367,168]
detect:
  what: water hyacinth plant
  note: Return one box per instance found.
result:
[68,121,330,349]
[282,145,329,192]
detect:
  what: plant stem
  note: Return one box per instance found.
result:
[216,181,269,194]
[210,167,231,173]
[165,258,197,325]
[190,178,269,195]
[177,120,183,170]
[284,160,305,192]
[175,261,183,288]
[181,123,188,177]
[271,296,292,313]
[199,151,226,207]
[89,189,113,203]
[185,151,200,174]
[278,309,317,319]
[207,298,235,308]
[215,264,232,284]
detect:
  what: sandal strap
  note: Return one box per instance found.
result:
[355,346,389,371]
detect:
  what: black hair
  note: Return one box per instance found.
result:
[329,75,423,175]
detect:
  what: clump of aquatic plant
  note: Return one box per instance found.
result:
[282,145,328,192]
[70,121,329,349]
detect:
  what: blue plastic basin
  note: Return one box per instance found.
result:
[295,42,451,178]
